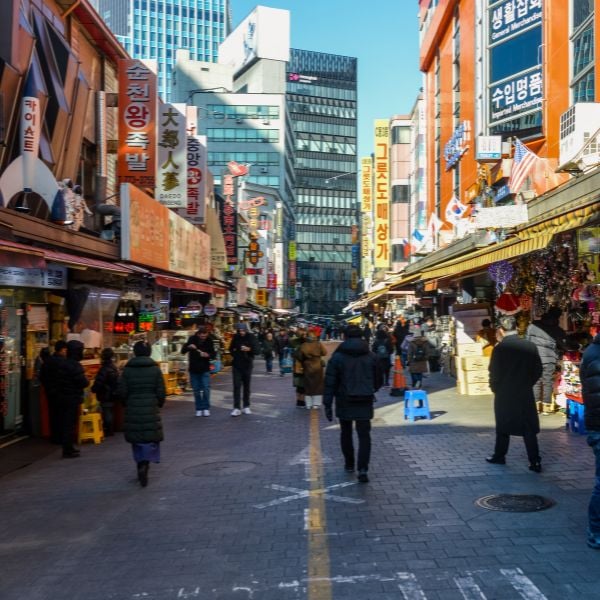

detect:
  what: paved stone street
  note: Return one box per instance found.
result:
[0,350,598,600]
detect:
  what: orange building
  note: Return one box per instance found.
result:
[418,0,577,239]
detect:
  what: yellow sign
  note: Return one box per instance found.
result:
[361,156,373,279]
[256,289,268,306]
[288,241,297,261]
[374,120,390,269]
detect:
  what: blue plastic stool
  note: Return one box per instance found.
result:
[404,390,431,421]
[566,399,586,434]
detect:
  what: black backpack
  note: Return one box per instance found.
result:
[411,344,427,362]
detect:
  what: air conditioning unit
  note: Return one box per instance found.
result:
[559,103,600,171]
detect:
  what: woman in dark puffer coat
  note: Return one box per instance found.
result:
[118,341,166,487]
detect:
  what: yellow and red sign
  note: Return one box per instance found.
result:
[374,120,390,269]
[118,60,157,190]
[361,156,373,279]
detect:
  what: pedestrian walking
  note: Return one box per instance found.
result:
[55,340,89,458]
[182,326,217,417]
[261,331,276,373]
[91,348,120,436]
[290,325,308,407]
[39,340,68,444]
[274,329,290,376]
[407,329,430,389]
[229,323,260,416]
[579,332,600,550]
[392,317,409,357]
[297,327,327,410]
[371,325,394,387]
[486,315,543,472]
[118,341,166,487]
[323,325,383,483]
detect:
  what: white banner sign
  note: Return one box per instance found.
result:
[0,264,66,289]
[156,103,187,207]
[474,204,529,229]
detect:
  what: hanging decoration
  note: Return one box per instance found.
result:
[488,260,514,293]
[495,292,521,315]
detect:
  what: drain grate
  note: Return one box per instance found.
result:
[183,461,259,477]
[475,494,556,512]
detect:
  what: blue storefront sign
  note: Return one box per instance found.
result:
[494,184,512,203]
[444,121,471,170]
[490,67,543,123]
[351,244,360,269]
[489,0,543,45]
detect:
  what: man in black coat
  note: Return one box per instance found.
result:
[579,333,600,550]
[486,316,543,472]
[323,325,383,483]
[56,340,89,458]
[182,326,217,417]
[39,340,68,443]
[228,323,260,416]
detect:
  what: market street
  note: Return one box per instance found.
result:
[0,356,598,600]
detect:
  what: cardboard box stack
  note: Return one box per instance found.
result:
[451,304,492,396]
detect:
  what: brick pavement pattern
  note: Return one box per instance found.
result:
[0,349,598,599]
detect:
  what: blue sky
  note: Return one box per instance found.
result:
[230,0,423,160]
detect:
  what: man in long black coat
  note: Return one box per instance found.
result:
[486,315,543,472]
[39,340,68,443]
[323,325,383,483]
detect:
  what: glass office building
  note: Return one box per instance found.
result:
[287,49,358,316]
[93,0,230,99]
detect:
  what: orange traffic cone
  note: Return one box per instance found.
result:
[390,355,407,396]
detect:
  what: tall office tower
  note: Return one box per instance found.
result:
[93,0,231,99]
[287,49,358,316]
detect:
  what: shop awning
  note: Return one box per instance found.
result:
[153,274,216,294]
[0,240,46,268]
[419,202,599,282]
[42,248,131,275]
[345,314,362,325]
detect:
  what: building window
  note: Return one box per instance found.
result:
[391,126,410,144]
[392,185,410,203]
[571,0,595,103]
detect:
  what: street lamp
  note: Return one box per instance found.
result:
[324,171,357,184]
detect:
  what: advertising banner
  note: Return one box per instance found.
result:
[219,174,238,265]
[473,204,529,229]
[118,60,157,189]
[373,120,390,269]
[120,183,210,279]
[0,264,66,289]
[156,103,187,207]
[361,156,373,280]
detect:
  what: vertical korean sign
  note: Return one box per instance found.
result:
[219,173,238,265]
[21,92,41,191]
[361,156,373,280]
[118,60,157,189]
[181,105,207,224]
[374,120,390,269]
[156,103,187,207]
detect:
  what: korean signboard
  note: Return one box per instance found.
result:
[218,174,238,265]
[120,183,209,279]
[118,60,157,189]
[373,120,390,269]
[476,136,503,161]
[488,0,544,132]
[489,0,542,45]
[175,105,207,225]
[444,121,470,170]
[361,156,373,280]
[0,264,66,289]
[490,68,542,123]
[156,103,187,207]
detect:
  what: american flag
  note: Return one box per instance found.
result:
[508,138,539,194]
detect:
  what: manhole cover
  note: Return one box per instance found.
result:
[475,494,555,512]
[183,461,259,477]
